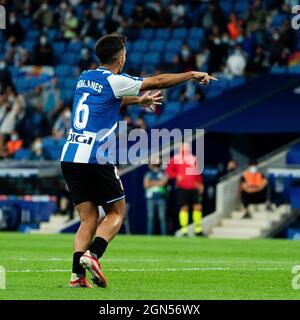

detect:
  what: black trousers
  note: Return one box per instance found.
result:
[241,186,268,208]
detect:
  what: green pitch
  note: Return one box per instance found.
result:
[0,232,300,300]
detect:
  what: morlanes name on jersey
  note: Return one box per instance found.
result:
[76,79,103,93]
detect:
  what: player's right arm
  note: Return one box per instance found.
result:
[140,71,217,91]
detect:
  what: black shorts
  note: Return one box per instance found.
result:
[177,188,202,208]
[61,162,125,206]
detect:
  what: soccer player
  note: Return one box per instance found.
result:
[60,34,216,288]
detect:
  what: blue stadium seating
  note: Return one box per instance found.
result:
[67,42,82,53]
[148,39,166,52]
[47,29,58,41]
[172,28,188,39]
[25,30,40,41]
[288,65,300,74]
[55,65,70,77]
[163,52,176,64]
[128,52,143,66]
[53,42,66,55]
[143,52,160,66]
[156,29,170,40]
[271,66,288,74]
[140,29,155,40]
[165,40,183,52]
[13,148,32,160]
[187,38,201,52]
[165,102,182,114]
[132,39,149,52]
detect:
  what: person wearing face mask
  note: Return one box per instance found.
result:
[240,160,268,219]
[30,137,50,160]
[33,35,54,66]
[52,108,72,139]
[5,12,24,43]
[33,2,54,29]
[78,48,96,74]
[144,162,168,235]
[6,131,23,158]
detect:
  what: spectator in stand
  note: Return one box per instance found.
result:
[240,160,268,219]
[0,60,14,94]
[42,78,63,116]
[169,0,185,27]
[179,44,196,72]
[5,130,23,158]
[180,82,204,104]
[5,36,29,67]
[130,3,148,29]
[32,1,54,30]
[29,137,51,160]
[62,7,79,40]
[33,35,54,66]
[207,26,228,73]
[5,12,23,43]
[226,159,239,174]
[281,18,297,51]
[225,45,247,77]
[144,162,168,235]
[227,13,242,41]
[244,0,267,34]
[52,107,71,139]
[246,46,270,75]
[269,28,289,66]
[79,9,99,40]
[105,0,124,33]
[201,1,227,33]
[166,143,204,236]
[77,48,96,74]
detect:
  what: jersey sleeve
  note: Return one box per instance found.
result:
[107,73,143,98]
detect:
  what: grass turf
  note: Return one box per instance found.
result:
[0,232,300,300]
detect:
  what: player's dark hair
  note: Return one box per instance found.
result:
[95,33,126,65]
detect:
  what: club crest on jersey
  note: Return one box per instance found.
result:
[67,132,93,145]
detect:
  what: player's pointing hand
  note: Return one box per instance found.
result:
[193,72,218,85]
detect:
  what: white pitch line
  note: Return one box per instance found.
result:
[3,257,299,265]
[6,267,288,273]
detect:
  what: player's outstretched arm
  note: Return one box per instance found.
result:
[140,71,217,91]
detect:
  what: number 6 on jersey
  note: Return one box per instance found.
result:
[74,93,90,130]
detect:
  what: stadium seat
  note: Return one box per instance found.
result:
[288,65,300,74]
[143,114,158,128]
[67,42,82,53]
[19,18,32,31]
[165,40,183,53]
[286,148,300,164]
[53,42,66,55]
[148,39,166,52]
[13,148,32,160]
[143,52,160,66]
[25,30,40,41]
[47,29,58,41]
[271,66,288,74]
[64,78,78,90]
[132,40,149,52]
[188,27,205,40]
[23,41,36,53]
[55,65,70,77]
[60,53,80,65]
[163,52,177,64]
[271,14,287,28]
[155,28,170,40]
[140,29,155,39]
[128,52,143,66]
[187,38,201,52]
[171,28,187,39]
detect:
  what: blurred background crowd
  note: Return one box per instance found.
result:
[0,0,299,161]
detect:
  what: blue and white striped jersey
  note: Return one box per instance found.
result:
[60,67,143,164]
